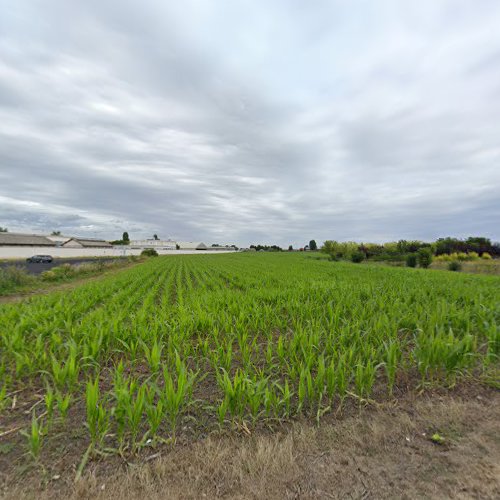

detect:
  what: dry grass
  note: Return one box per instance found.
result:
[4,389,499,500]
[431,259,500,275]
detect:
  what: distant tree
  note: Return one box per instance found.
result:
[406,254,417,268]
[212,243,220,247]
[417,248,433,268]
[288,245,293,251]
[309,240,317,251]
[51,230,61,236]
[351,251,365,263]
[122,232,130,243]
[141,248,158,257]
[153,234,159,240]
[321,240,358,260]
[0,227,7,232]
[397,240,425,253]
[250,244,283,252]
[176,244,180,250]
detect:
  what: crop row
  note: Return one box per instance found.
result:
[0,253,498,461]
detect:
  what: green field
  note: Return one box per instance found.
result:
[1,253,499,471]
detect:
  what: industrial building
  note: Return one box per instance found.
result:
[0,233,55,247]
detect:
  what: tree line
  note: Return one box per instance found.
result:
[321,236,498,266]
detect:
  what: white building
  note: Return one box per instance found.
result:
[62,238,112,248]
[177,241,208,250]
[45,235,72,246]
[129,239,177,250]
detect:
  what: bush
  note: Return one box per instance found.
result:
[0,266,35,293]
[481,252,492,260]
[321,240,358,261]
[448,261,462,272]
[40,270,58,281]
[406,253,417,268]
[351,251,365,263]
[417,248,433,268]
[434,254,451,262]
[41,264,76,281]
[141,249,159,257]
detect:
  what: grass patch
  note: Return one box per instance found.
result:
[0,257,141,296]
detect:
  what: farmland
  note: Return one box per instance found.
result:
[0,252,499,495]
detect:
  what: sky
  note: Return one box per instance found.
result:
[0,0,499,247]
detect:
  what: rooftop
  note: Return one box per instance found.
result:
[0,232,55,246]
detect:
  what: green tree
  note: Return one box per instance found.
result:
[122,232,130,243]
[321,240,358,260]
[351,251,365,263]
[309,240,317,251]
[153,234,159,240]
[288,245,293,251]
[0,227,7,232]
[417,248,433,268]
[51,230,61,236]
[406,254,417,268]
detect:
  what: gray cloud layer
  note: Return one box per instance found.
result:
[1,0,499,246]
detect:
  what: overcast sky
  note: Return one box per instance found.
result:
[1,1,499,247]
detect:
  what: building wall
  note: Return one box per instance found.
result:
[0,246,236,259]
[130,240,176,249]
[177,242,207,250]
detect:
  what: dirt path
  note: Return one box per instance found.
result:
[3,386,499,499]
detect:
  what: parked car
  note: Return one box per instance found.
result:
[26,255,53,263]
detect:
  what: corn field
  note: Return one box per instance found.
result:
[1,253,498,461]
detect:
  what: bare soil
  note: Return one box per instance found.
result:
[1,385,498,499]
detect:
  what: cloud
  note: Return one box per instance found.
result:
[0,0,499,246]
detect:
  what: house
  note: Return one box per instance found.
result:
[177,241,208,250]
[62,238,112,248]
[0,232,55,247]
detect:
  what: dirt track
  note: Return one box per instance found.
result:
[3,385,499,499]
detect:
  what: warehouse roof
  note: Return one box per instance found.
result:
[63,238,112,248]
[0,232,55,246]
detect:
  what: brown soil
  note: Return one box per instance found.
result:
[2,385,498,499]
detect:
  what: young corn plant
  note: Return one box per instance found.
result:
[21,413,46,461]
[162,360,195,436]
[274,379,293,418]
[126,383,147,449]
[44,386,55,425]
[145,387,165,442]
[56,392,71,422]
[85,377,109,448]
[142,339,163,374]
[383,340,401,396]
[354,358,377,403]
[216,368,249,421]
[0,385,8,412]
